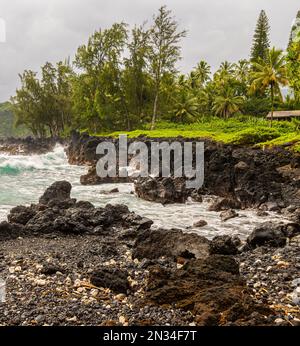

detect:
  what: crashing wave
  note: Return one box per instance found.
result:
[0,144,67,176]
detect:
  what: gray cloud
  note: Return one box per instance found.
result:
[0,0,299,102]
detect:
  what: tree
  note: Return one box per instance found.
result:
[73,23,129,132]
[147,6,186,129]
[287,35,300,102]
[11,61,73,137]
[123,25,151,125]
[189,61,211,88]
[171,87,199,123]
[212,86,244,119]
[250,10,270,62]
[250,47,288,126]
[288,11,300,48]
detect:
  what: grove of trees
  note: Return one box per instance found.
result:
[10,7,300,137]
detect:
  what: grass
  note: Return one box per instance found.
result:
[92,115,300,150]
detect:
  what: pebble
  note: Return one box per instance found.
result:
[291,278,300,287]
[90,289,99,298]
[35,279,47,286]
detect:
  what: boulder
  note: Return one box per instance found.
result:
[220,209,239,222]
[145,255,272,326]
[193,220,208,228]
[247,222,287,248]
[90,267,130,294]
[134,177,189,204]
[208,198,241,212]
[132,228,210,261]
[0,221,24,240]
[209,235,240,255]
[39,181,72,205]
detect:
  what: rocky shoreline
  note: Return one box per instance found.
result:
[67,132,300,210]
[0,181,299,326]
[0,137,64,155]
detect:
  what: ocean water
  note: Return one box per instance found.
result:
[0,145,288,240]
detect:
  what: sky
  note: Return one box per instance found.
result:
[0,0,299,102]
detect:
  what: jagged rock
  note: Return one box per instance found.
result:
[145,255,272,326]
[0,137,60,155]
[0,222,24,240]
[134,177,189,204]
[220,209,239,222]
[3,182,152,238]
[247,222,287,248]
[39,181,72,205]
[90,267,130,294]
[7,205,37,225]
[132,228,210,261]
[209,235,240,255]
[208,198,241,212]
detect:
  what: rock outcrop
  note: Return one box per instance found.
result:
[0,137,62,155]
[144,255,272,326]
[1,181,153,240]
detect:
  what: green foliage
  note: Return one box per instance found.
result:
[250,47,288,125]
[230,127,280,145]
[5,6,300,140]
[287,37,300,102]
[101,116,296,148]
[0,102,31,138]
[11,61,73,137]
[148,6,187,129]
[242,97,271,116]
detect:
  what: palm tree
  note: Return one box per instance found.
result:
[218,61,235,77]
[212,86,244,119]
[193,61,211,87]
[172,90,199,123]
[250,47,288,126]
[234,59,250,83]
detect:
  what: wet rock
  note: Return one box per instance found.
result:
[208,198,241,212]
[257,210,269,217]
[134,177,189,204]
[247,222,287,248]
[133,228,210,261]
[39,181,72,205]
[90,267,130,294]
[0,137,60,155]
[7,205,37,225]
[190,191,203,202]
[220,209,239,222]
[193,220,207,228]
[209,235,239,255]
[3,182,152,238]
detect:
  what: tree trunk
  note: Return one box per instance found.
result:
[151,92,159,130]
[270,84,274,128]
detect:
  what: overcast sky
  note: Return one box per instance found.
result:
[0,0,299,102]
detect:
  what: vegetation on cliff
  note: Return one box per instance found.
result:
[2,7,300,150]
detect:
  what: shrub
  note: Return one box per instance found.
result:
[231,127,281,145]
